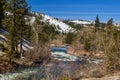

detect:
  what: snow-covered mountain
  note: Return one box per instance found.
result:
[69,20,93,25]
[114,23,120,27]
[30,12,73,33]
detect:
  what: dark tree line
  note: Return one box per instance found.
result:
[0,0,5,28]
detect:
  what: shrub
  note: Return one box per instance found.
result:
[65,32,76,44]
[0,43,8,52]
[105,26,120,73]
[14,74,27,80]
[32,65,72,80]
[84,38,92,51]
[25,45,50,65]
[90,69,103,78]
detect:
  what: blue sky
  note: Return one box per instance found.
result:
[28,0,120,22]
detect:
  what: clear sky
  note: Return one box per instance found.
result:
[28,0,120,22]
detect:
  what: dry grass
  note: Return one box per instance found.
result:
[32,64,73,80]
[31,61,106,80]
[25,45,51,65]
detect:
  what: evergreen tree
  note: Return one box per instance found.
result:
[33,15,43,45]
[95,15,100,31]
[9,0,29,59]
[65,32,76,44]
[9,23,16,60]
[107,18,113,26]
[25,14,33,41]
[33,14,59,46]
[9,0,18,60]
[0,0,5,28]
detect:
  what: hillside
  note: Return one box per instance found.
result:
[30,12,73,33]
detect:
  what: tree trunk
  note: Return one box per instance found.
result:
[20,34,23,58]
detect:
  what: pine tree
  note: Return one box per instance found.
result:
[94,15,100,54]
[107,18,113,27]
[95,15,100,31]
[9,0,29,59]
[33,15,43,45]
[65,32,76,44]
[9,23,16,60]
[16,0,29,58]
[0,0,4,28]
[33,14,59,46]
[8,0,18,60]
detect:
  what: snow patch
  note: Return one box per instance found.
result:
[70,20,92,25]
[51,52,78,61]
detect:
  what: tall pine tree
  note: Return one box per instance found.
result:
[0,0,4,28]
[95,15,100,31]
[9,0,29,59]
[107,18,113,26]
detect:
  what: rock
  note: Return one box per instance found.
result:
[94,53,105,58]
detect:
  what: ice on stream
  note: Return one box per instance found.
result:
[51,52,78,61]
[51,52,103,64]
[0,68,38,80]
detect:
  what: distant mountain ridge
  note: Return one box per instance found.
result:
[69,20,93,25]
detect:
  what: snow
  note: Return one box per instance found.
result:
[0,29,9,35]
[30,16,36,25]
[0,34,33,51]
[0,34,8,41]
[42,14,73,32]
[114,23,120,27]
[51,52,78,61]
[0,30,33,51]
[0,68,38,80]
[30,13,73,33]
[17,42,33,51]
[22,39,33,50]
[70,20,92,25]
[51,51,104,63]
[0,51,5,56]
[0,29,9,41]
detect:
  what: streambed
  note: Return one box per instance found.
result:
[0,47,104,80]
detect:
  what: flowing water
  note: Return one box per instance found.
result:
[0,47,103,80]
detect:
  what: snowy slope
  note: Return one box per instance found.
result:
[114,23,120,27]
[30,12,73,33]
[0,29,33,52]
[69,20,92,25]
[42,14,73,32]
[0,34,8,41]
